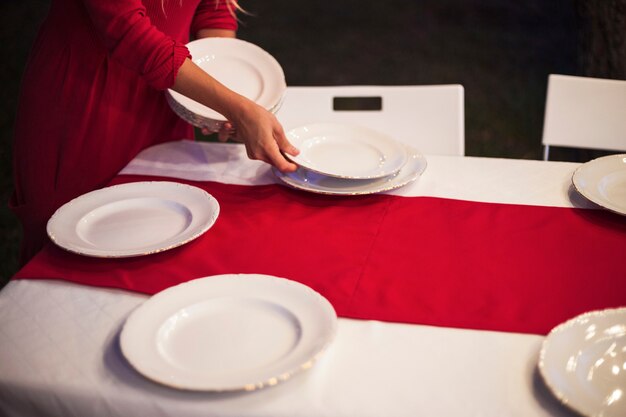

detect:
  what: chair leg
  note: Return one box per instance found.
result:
[543,145,550,161]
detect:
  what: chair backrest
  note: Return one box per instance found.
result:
[275,85,465,156]
[542,74,626,160]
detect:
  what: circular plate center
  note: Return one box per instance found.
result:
[76,197,192,250]
[157,298,302,376]
[197,55,264,102]
[299,136,386,177]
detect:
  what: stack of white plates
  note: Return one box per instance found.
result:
[274,123,427,195]
[166,38,286,131]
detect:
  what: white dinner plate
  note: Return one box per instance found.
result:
[166,38,286,130]
[285,123,408,179]
[120,274,337,391]
[539,308,626,417]
[572,154,626,216]
[274,143,426,195]
[47,181,219,258]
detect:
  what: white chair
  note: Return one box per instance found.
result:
[275,85,465,156]
[542,74,626,160]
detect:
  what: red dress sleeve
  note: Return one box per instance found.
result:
[81,0,190,90]
[191,0,239,36]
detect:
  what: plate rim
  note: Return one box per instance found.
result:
[46,181,219,258]
[572,153,626,216]
[284,122,409,179]
[538,306,626,417]
[119,273,338,392]
[274,142,427,195]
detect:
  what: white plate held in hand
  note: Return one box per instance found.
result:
[274,143,426,195]
[120,274,337,391]
[47,181,219,257]
[166,38,286,130]
[285,123,408,179]
[539,307,626,417]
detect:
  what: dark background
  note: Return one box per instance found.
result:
[1,0,624,283]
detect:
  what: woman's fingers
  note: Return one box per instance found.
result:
[267,127,298,172]
[228,102,298,172]
[273,124,300,157]
[217,124,230,142]
[264,143,297,172]
[242,130,296,172]
[217,122,237,142]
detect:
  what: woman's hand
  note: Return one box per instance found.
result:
[173,58,298,173]
[224,101,299,172]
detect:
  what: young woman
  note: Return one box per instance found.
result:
[11,0,298,265]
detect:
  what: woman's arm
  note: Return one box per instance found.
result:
[187,5,296,171]
[172,58,298,172]
[82,0,190,90]
[196,28,236,38]
[80,1,295,170]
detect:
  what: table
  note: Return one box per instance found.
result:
[0,140,616,417]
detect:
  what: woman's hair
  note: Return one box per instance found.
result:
[224,0,246,18]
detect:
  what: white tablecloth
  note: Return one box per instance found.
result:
[0,140,586,417]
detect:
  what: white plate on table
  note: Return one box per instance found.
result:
[285,123,409,179]
[120,274,337,391]
[274,143,426,195]
[166,38,286,130]
[572,154,626,216]
[539,307,626,417]
[47,181,219,258]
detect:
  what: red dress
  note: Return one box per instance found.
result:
[11,0,237,264]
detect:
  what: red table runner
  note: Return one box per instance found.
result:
[14,175,626,335]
